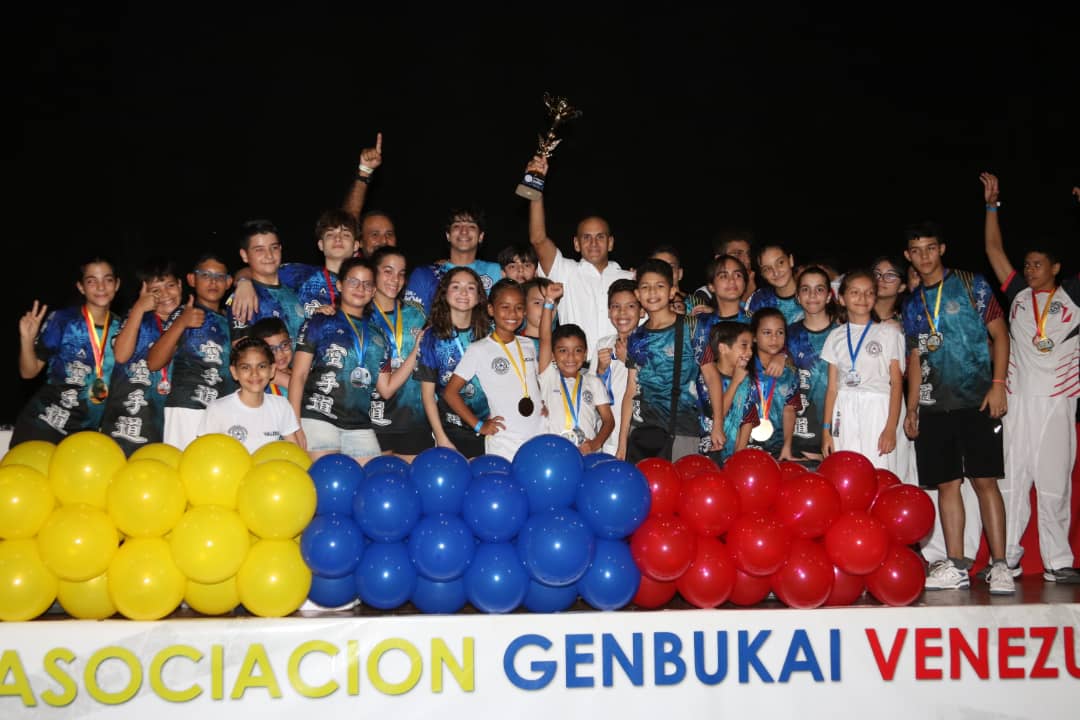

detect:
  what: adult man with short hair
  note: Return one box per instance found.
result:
[404,207,502,313]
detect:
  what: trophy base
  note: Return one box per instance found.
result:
[515,184,543,201]
[515,171,546,200]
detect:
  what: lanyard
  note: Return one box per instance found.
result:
[846,321,873,369]
[342,313,369,364]
[268,383,284,396]
[1031,287,1058,341]
[82,305,111,380]
[755,357,777,422]
[451,329,469,360]
[920,277,945,335]
[374,301,404,358]
[559,373,583,430]
[491,334,530,399]
[322,268,337,305]
[599,366,614,403]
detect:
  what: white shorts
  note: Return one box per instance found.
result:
[164,407,205,451]
[301,418,382,459]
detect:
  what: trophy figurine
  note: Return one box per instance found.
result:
[515,92,582,200]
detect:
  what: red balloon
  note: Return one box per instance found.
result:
[774,472,841,539]
[723,449,782,513]
[729,568,773,606]
[872,468,902,504]
[633,574,678,609]
[871,484,936,545]
[772,539,834,609]
[866,544,924,606]
[678,471,740,536]
[824,511,890,575]
[630,516,697,582]
[825,564,866,606]
[674,454,718,481]
[636,458,682,516]
[819,451,877,512]
[727,513,792,577]
[676,537,737,608]
[779,461,809,481]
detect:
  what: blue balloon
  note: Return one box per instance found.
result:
[407,514,475,581]
[462,473,529,542]
[470,454,512,477]
[411,577,467,614]
[355,542,417,610]
[523,579,579,613]
[308,573,359,609]
[576,460,652,539]
[578,539,641,611]
[411,447,472,515]
[300,513,365,578]
[308,454,364,515]
[512,434,584,511]
[582,452,619,471]
[517,509,595,586]
[363,455,410,478]
[353,472,422,542]
[464,542,529,613]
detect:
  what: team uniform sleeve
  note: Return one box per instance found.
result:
[973,273,1004,326]
[404,266,437,313]
[273,396,301,436]
[1001,270,1025,305]
[452,341,482,382]
[884,324,907,373]
[416,333,439,383]
[278,263,317,291]
[295,317,316,353]
[34,310,63,361]
[584,373,610,406]
[819,327,841,366]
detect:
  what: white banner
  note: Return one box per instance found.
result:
[2,604,1078,719]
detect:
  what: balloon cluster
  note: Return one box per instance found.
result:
[0,432,316,621]
[630,449,935,609]
[302,435,651,613]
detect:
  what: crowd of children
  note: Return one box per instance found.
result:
[11,147,1080,595]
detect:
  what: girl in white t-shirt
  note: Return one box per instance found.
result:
[199,337,301,453]
[820,270,908,475]
[444,279,543,460]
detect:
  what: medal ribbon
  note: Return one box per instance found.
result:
[268,384,284,396]
[82,305,111,382]
[322,268,337,305]
[342,312,369,365]
[559,373,583,431]
[153,314,169,388]
[492,334,530,400]
[375,301,404,359]
[754,357,778,423]
[920,276,945,336]
[846,320,873,371]
[451,329,469,361]
[1031,287,1058,343]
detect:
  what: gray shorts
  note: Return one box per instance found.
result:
[301,418,382,459]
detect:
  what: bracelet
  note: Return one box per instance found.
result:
[355,174,370,184]
[473,419,484,434]
[543,302,555,310]
[986,201,1000,210]
[991,379,1006,385]
[358,164,376,175]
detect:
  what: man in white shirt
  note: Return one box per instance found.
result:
[526,155,634,367]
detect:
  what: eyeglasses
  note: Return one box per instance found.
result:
[343,278,374,290]
[194,270,230,282]
[266,341,291,354]
[874,271,902,282]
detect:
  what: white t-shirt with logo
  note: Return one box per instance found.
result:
[538,364,611,443]
[1004,274,1080,398]
[821,322,907,396]
[198,391,300,453]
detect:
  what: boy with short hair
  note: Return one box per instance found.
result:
[536,284,614,453]
[595,278,641,456]
[250,316,293,398]
[498,244,538,284]
[147,253,236,450]
[227,219,306,341]
[619,259,701,462]
[706,321,758,464]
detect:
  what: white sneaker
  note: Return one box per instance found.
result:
[987,562,1017,595]
[925,559,970,590]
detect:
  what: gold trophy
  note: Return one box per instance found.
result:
[515,92,582,200]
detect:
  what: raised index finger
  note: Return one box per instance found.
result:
[375,132,383,153]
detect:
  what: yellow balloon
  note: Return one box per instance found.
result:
[0,539,59,621]
[237,539,311,618]
[185,576,239,616]
[251,441,312,470]
[48,431,126,508]
[237,460,317,539]
[58,571,116,619]
[0,465,55,539]
[37,505,119,581]
[130,443,183,470]
[169,506,249,583]
[1,440,56,476]
[107,460,186,538]
[108,537,185,620]
[179,434,252,508]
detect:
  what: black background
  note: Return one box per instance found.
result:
[10,6,1079,423]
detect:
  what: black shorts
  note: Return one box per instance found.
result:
[914,407,1004,489]
[443,423,486,459]
[374,427,435,455]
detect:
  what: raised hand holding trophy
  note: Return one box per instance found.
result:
[515,92,582,200]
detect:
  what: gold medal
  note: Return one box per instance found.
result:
[90,377,109,404]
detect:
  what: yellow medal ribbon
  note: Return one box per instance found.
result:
[1031,286,1058,343]
[342,312,367,359]
[920,278,945,336]
[82,305,111,382]
[374,300,404,359]
[491,334,530,399]
[559,373,582,431]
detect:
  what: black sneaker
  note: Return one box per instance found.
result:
[1043,567,1080,584]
